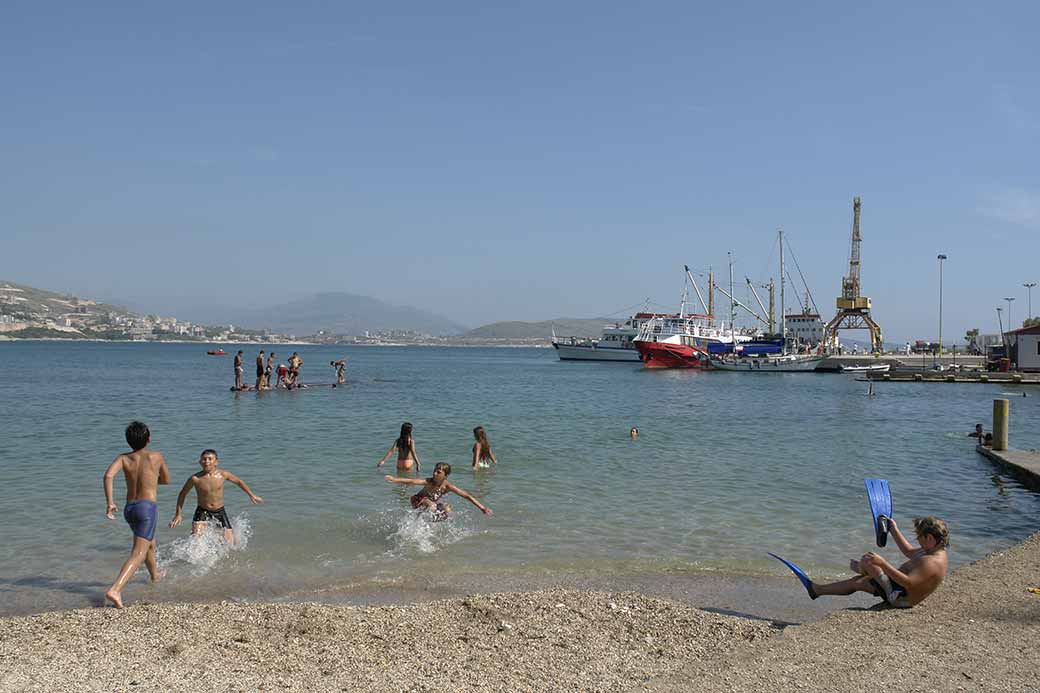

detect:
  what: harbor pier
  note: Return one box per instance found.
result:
[975,398,1040,490]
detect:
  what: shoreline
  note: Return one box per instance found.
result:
[3,533,1037,692]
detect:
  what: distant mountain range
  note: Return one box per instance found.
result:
[218,292,469,336]
[463,318,610,339]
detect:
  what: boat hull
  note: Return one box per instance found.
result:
[711,356,824,372]
[634,341,710,369]
[552,342,641,362]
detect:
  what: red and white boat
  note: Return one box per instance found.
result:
[633,266,754,369]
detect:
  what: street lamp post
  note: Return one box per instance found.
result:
[937,254,947,361]
[1025,282,1037,323]
[1004,297,1016,331]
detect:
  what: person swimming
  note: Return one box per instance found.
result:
[385,462,492,520]
[377,422,421,472]
[630,427,639,440]
[471,426,497,469]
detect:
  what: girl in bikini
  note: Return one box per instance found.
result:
[385,463,493,520]
[471,426,498,469]
[377,422,422,472]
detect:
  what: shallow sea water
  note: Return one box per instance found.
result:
[1,341,1038,616]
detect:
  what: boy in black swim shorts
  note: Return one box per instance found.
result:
[169,449,263,544]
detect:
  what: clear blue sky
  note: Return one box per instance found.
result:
[2,2,1037,341]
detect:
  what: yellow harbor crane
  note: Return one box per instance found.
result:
[824,197,884,353]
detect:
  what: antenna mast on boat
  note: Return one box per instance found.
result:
[779,229,786,354]
[683,265,709,316]
[708,269,714,318]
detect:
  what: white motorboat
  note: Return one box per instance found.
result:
[552,315,652,362]
[840,363,891,373]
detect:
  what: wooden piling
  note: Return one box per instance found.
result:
[993,399,1009,451]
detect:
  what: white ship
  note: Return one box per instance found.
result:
[552,314,658,362]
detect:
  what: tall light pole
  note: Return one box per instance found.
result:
[1004,297,1016,330]
[937,254,947,359]
[1025,282,1037,323]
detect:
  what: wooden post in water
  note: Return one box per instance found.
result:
[993,399,1010,451]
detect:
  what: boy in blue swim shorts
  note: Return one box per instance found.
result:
[102,421,171,608]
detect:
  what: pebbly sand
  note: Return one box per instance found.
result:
[1,534,1038,693]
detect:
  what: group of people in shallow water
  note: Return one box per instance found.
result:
[232,350,349,391]
[101,420,497,608]
[102,417,952,612]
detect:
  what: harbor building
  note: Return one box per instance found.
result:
[1007,325,1040,372]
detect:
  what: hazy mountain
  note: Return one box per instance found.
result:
[224,292,468,336]
[464,318,610,339]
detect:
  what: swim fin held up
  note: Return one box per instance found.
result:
[865,479,893,547]
[767,552,818,600]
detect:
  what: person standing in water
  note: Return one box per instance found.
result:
[331,359,347,384]
[255,350,265,390]
[234,350,244,390]
[265,351,276,389]
[102,421,171,608]
[377,422,422,472]
[471,426,498,469]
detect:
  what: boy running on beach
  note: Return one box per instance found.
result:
[385,463,492,520]
[102,421,171,608]
[169,449,263,543]
[797,516,949,608]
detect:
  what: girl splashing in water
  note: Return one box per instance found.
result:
[377,422,421,473]
[385,463,493,521]
[471,426,498,469]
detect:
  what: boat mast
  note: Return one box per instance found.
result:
[728,252,735,339]
[708,269,714,318]
[779,229,786,354]
[683,265,709,315]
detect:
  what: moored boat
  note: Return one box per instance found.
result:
[207,349,226,356]
[552,314,660,362]
[840,363,891,373]
[711,353,824,372]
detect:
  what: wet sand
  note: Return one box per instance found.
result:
[1,534,1037,692]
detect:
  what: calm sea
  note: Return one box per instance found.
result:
[1,341,1038,617]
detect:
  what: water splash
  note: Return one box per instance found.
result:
[383,509,475,556]
[160,514,252,576]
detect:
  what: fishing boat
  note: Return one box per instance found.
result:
[552,314,659,362]
[710,230,825,373]
[633,266,754,369]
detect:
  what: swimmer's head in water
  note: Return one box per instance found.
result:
[630,427,639,438]
[914,516,950,549]
[433,462,452,479]
[199,449,219,470]
[125,421,150,451]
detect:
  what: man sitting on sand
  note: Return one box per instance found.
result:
[169,449,263,544]
[102,421,171,608]
[804,516,949,608]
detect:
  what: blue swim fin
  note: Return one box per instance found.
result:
[864,479,893,547]
[767,552,818,600]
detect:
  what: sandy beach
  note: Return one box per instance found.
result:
[2,534,1038,692]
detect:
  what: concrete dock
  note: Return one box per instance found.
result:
[865,371,1040,384]
[976,445,1040,490]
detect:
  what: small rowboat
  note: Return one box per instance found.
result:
[207,349,226,356]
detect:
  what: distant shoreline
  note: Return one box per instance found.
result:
[0,336,554,348]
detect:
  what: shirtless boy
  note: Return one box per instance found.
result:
[169,449,263,544]
[234,350,244,390]
[266,352,276,389]
[102,421,171,608]
[801,516,949,608]
[385,462,492,520]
